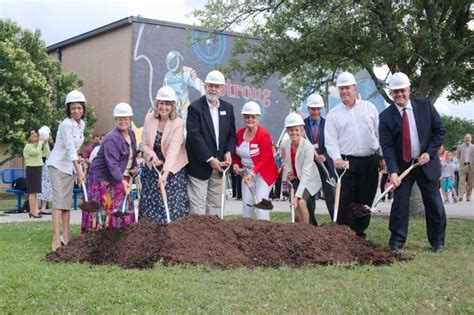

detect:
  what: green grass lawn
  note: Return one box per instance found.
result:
[0,213,473,313]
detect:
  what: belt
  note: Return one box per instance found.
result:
[341,154,375,160]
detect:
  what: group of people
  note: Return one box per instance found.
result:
[438,135,474,204]
[25,68,472,254]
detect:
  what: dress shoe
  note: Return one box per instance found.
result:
[28,212,42,219]
[389,243,403,254]
[432,245,444,253]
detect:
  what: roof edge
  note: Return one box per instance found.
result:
[47,16,259,52]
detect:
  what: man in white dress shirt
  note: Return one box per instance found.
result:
[325,71,384,237]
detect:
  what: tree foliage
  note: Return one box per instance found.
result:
[441,115,474,148]
[194,0,473,104]
[0,19,96,161]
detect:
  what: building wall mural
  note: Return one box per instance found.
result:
[130,22,290,145]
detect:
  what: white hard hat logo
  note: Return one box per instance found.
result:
[113,102,134,117]
[205,70,225,85]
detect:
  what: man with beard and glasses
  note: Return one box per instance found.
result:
[185,70,237,215]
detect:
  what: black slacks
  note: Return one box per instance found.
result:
[389,164,446,248]
[337,154,379,235]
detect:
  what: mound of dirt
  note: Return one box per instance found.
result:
[46,215,412,269]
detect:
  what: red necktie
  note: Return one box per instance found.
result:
[312,121,319,144]
[402,108,412,163]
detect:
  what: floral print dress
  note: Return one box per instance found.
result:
[139,132,189,223]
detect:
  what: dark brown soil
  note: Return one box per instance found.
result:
[348,203,372,219]
[79,201,100,212]
[253,198,274,210]
[45,215,412,269]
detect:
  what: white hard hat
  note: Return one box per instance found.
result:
[65,90,86,105]
[38,126,51,141]
[306,94,324,108]
[389,72,411,90]
[205,70,225,85]
[156,86,177,102]
[284,113,305,128]
[241,101,261,115]
[113,102,134,117]
[336,72,356,87]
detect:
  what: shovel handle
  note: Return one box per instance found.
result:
[333,181,341,223]
[81,183,88,202]
[289,183,295,223]
[370,160,422,211]
[160,182,171,223]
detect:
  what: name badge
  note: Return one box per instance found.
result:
[250,143,258,148]
[313,144,319,150]
[219,111,227,116]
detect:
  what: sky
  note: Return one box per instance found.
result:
[1,0,472,121]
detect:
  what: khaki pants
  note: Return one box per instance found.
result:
[459,164,473,200]
[187,169,222,215]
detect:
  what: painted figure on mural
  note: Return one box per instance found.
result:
[163,50,205,121]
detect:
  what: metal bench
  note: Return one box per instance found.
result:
[2,167,83,211]
[1,168,27,212]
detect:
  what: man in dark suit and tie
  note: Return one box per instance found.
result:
[186,70,237,215]
[303,93,335,224]
[379,72,447,253]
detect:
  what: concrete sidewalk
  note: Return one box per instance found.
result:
[1,195,472,224]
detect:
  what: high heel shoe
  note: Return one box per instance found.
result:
[60,235,68,246]
[52,238,61,251]
[28,212,43,219]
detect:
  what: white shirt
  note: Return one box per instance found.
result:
[207,98,220,151]
[236,141,255,168]
[395,101,421,159]
[47,118,85,175]
[325,100,381,160]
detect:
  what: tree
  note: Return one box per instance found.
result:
[194,0,473,104]
[441,115,474,148]
[0,19,96,165]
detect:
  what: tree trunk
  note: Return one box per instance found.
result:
[409,184,424,217]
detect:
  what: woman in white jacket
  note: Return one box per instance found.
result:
[280,113,321,224]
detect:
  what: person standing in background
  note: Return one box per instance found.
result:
[441,152,458,203]
[303,93,336,222]
[450,146,460,195]
[457,133,473,201]
[23,130,49,218]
